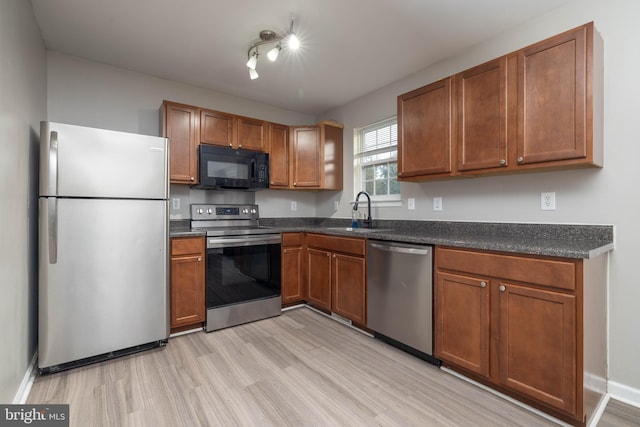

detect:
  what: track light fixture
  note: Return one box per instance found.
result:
[246,17,300,80]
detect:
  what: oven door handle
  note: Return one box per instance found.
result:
[207,234,282,248]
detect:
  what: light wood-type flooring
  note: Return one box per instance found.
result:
[28,307,638,426]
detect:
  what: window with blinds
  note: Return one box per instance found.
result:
[353,117,400,201]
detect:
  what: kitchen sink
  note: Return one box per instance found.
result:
[325,227,394,234]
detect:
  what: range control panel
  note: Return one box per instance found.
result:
[190,204,259,221]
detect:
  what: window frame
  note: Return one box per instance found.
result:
[353,116,400,204]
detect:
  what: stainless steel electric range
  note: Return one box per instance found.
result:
[190,204,281,331]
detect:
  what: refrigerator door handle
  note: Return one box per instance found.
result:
[49,131,59,195]
[48,198,58,264]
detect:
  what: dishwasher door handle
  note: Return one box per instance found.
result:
[369,242,430,256]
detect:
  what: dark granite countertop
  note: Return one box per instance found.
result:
[170,218,614,259]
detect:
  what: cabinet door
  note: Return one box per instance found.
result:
[320,122,344,190]
[517,24,588,165]
[269,123,290,188]
[332,253,366,325]
[200,109,235,147]
[291,126,321,188]
[498,282,577,416]
[456,57,508,172]
[163,101,198,184]
[435,272,489,376]
[170,254,205,328]
[306,247,332,310]
[282,245,304,304]
[398,78,452,178]
[237,116,266,151]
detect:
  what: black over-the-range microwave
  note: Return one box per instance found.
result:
[195,144,269,190]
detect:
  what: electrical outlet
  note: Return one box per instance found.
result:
[334,201,340,211]
[433,197,443,211]
[171,197,180,210]
[541,192,556,211]
[291,201,297,211]
[408,198,415,210]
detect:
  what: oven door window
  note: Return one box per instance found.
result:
[206,243,281,308]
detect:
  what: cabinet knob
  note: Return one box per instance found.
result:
[499,159,506,166]
[293,182,297,187]
[229,143,232,147]
[517,156,524,163]
[499,285,506,292]
[333,254,336,258]
[238,144,242,148]
[190,176,195,181]
[480,281,487,288]
[197,257,202,262]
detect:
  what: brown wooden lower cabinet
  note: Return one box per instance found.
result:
[170,236,205,332]
[281,233,305,305]
[304,233,367,326]
[434,246,607,426]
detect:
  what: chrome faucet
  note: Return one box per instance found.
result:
[353,191,372,228]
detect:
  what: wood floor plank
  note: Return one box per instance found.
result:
[27,307,634,426]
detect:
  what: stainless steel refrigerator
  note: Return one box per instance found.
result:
[38,121,169,374]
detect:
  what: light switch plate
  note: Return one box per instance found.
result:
[408,198,415,210]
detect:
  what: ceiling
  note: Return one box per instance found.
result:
[31,0,570,115]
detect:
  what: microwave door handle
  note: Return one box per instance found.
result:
[251,158,256,181]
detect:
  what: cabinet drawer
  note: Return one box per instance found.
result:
[306,233,366,256]
[436,247,577,291]
[171,236,204,256]
[282,232,304,247]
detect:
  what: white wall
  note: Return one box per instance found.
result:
[47,52,320,218]
[320,0,640,396]
[0,0,46,403]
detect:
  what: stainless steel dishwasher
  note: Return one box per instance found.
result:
[367,240,440,365]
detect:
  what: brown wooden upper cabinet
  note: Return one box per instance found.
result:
[288,121,343,190]
[268,122,290,188]
[162,101,199,184]
[398,22,603,181]
[456,56,510,172]
[516,23,597,167]
[162,100,343,189]
[398,78,452,180]
[199,109,235,148]
[200,109,267,151]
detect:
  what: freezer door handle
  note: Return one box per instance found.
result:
[48,198,58,264]
[369,242,430,256]
[49,131,59,196]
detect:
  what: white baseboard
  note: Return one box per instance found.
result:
[608,380,640,408]
[12,351,38,404]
